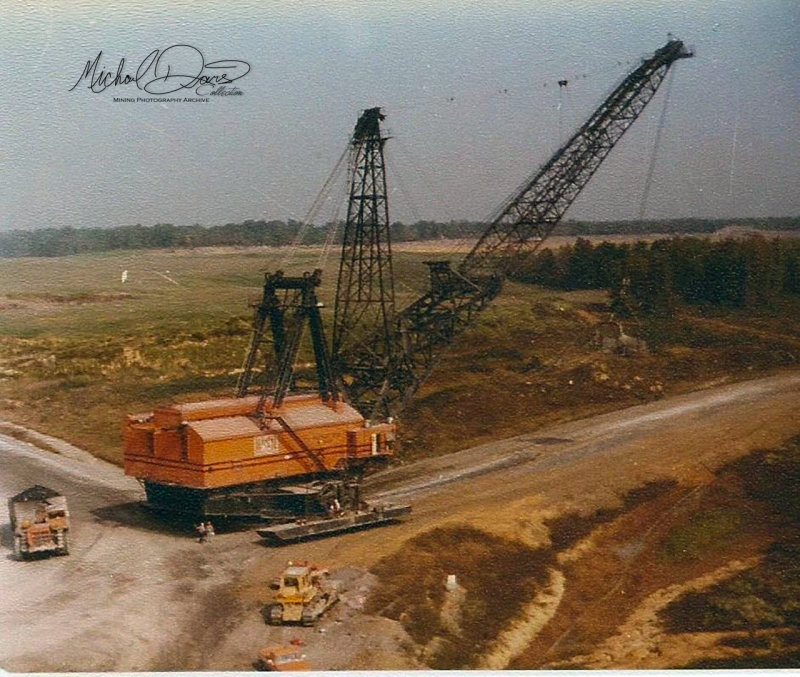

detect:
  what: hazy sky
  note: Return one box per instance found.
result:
[1,0,798,231]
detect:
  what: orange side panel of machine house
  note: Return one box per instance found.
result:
[123,393,395,489]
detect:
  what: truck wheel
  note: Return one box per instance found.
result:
[13,535,23,560]
[59,531,70,556]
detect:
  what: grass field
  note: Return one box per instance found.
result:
[1,242,799,464]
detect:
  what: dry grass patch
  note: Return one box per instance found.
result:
[546,479,678,551]
[1,247,800,467]
[366,525,554,668]
[657,437,800,667]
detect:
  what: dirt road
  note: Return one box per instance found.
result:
[1,370,799,671]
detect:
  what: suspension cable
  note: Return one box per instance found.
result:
[728,100,740,206]
[279,143,350,270]
[638,67,675,220]
[316,166,349,272]
[386,137,481,260]
[384,147,423,223]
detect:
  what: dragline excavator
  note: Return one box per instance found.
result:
[123,39,692,536]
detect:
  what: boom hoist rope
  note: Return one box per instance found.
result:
[336,38,693,417]
[236,141,350,396]
[638,66,676,220]
[316,177,348,270]
[279,144,350,271]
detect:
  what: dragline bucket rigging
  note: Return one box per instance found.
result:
[330,38,692,417]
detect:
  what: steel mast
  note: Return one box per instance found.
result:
[331,107,398,407]
[338,39,693,416]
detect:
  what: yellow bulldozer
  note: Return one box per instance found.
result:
[264,562,339,626]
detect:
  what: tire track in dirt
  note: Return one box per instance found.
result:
[477,568,566,669]
[557,557,761,668]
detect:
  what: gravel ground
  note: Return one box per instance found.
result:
[1,370,799,671]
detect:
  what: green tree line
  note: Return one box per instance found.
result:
[1,216,798,259]
[0,220,484,258]
[507,236,800,315]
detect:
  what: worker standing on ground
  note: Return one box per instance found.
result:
[196,522,207,543]
[205,521,215,538]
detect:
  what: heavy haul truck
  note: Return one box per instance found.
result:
[124,40,691,539]
[9,485,71,560]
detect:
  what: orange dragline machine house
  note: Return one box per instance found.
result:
[124,269,405,531]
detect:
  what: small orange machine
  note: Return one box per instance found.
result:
[256,645,311,671]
